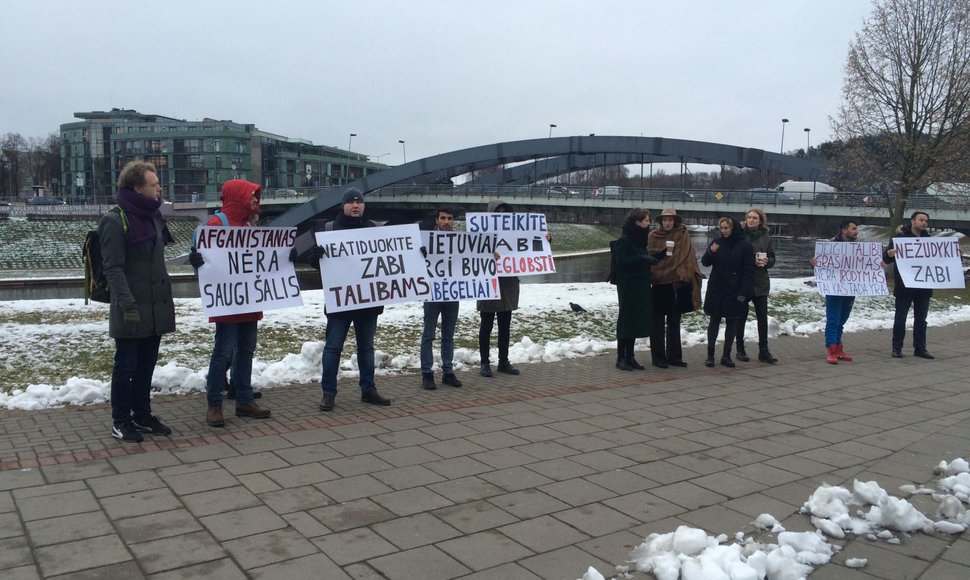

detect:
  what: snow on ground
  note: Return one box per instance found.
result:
[2,276,970,410]
[581,459,970,580]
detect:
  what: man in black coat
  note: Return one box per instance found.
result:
[883,211,934,359]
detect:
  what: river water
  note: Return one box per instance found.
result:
[525,232,818,284]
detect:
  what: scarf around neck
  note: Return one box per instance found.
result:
[621,221,650,248]
[115,187,173,246]
[648,224,698,285]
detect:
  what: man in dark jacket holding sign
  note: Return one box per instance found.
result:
[883,211,934,359]
[317,189,392,411]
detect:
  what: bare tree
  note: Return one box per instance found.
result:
[833,0,970,227]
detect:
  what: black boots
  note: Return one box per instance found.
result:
[758,346,778,364]
[705,345,716,367]
[735,344,750,362]
[422,372,437,390]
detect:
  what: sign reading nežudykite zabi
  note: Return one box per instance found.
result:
[813,241,888,296]
[892,237,966,289]
[421,231,500,301]
[464,212,555,277]
[315,224,430,313]
[196,226,303,317]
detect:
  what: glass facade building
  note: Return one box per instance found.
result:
[60,109,386,200]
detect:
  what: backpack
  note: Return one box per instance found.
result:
[606,240,618,284]
[83,207,128,304]
[192,210,230,247]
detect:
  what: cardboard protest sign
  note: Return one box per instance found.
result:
[892,237,965,289]
[315,223,430,313]
[195,226,303,317]
[464,212,555,277]
[813,241,888,296]
[421,231,500,301]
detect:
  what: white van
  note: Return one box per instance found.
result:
[593,186,622,197]
[776,181,836,193]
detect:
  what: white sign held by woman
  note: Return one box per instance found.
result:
[465,212,555,277]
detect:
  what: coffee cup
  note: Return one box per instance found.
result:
[665,240,675,256]
[756,251,767,264]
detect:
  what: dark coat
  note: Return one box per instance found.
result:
[883,223,933,298]
[741,226,775,297]
[702,219,755,319]
[477,199,520,313]
[614,225,658,339]
[99,210,176,339]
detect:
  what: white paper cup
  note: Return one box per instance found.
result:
[756,252,767,262]
[665,240,675,255]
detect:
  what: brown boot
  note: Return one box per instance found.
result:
[235,402,271,418]
[207,405,225,427]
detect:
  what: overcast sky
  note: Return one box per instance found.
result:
[1,0,873,165]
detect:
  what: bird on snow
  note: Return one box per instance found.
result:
[569,302,587,313]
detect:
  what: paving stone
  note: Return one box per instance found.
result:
[426,475,505,504]
[250,553,352,580]
[525,458,596,481]
[0,511,22,540]
[833,540,930,579]
[367,545,470,580]
[17,489,100,521]
[417,422,481,440]
[691,471,768,498]
[372,487,453,516]
[263,462,339,488]
[326,455,395,478]
[488,489,570,519]
[479,466,555,492]
[0,491,13,513]
[679,504,758,535]
[115,508,204,544]
[650,481,728,510]
[602,491,686,524]
[328,422,391,439]
[556,433,617,452]
[273,442,342,465]
[420,438,490,459]
[279,427,343,446]
[308,498,395,532]
[465,431,531,450]
[375,428,438,448]
[200,505,288,541]
[372,465,445,490]
[169,442,241,464]
[342,561,387,579]
[552,502,642,537]
[162,466,239,495]
[941,538,970,567]
[86,469,167,498]
[0,468,45,492]
[371,512,461,550]
[314,474,393,503]
[100,487,183,520]
[224,528,321,572]
[148,558,245,580]
[12,480,85,500]
[433,500,519,534]
[34,534,131,577]
[311,527,398,565]
[129,530,225,574]
[497,515,589,552]
[218,451,290,475]
[282,511,331,538]
[25,511,113,547]
[423,456,491,479]
[108,450,180,473]
[225,434,294,454]
[472,448,542,470]
[437,529,534,571]
[453,562,543,579]
[327,437,393,456]
[259,485,332,514]
[45,561,145,580]
[583,468,659,495]
[0,536,33,569]
[575,529,645,568]
[917,560,970,580]
[538,478,616,507]
[519,545,614,580]
[237,472,283,494]
[181,486,262,518]
[40,460,116,483]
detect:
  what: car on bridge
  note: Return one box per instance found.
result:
[745,187,798,205]
[546,185,580,197]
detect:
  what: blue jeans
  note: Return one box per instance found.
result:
[421,301,459,374]
[110,335,162,426]
[892,293,931,352]
[321,313,378,396]
[206,321,258,406]
[824,295,855,347]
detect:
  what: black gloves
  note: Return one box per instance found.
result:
[188,246,204,269]
[288,247,298,262]
[305,245,326,269]
[651,250,668,261]
[122,304,140,332]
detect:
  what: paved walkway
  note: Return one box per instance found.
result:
[2,322,970,579]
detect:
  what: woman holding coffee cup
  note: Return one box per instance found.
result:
[737,208,778,363]
[701,217,755,368]
[647,208,700,368]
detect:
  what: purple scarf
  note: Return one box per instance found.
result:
[115,188,174,246]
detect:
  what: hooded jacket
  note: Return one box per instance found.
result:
[741,224,775,297]
[208,180,264,324]
[701,218,755,318]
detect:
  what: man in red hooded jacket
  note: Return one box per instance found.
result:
[189,180,272,427]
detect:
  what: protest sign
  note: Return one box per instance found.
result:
[892,237,965,289]
[195,226,303,317]
[465,212,555,277]
[315,223,430,313]
[813,241,888,296]
[421,231,500,301]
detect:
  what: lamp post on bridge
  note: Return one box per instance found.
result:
[548,123,557,138]
[346,133,356,182]
[398,140,407,164]
[804,128,811,157]
[780,118,789,153]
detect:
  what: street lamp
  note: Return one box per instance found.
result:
[346,133,356,182]
[398,140,407,164]
[804,128,811,157]
[780,118,789,153]
[348,133,356,152]
[548,123,557,138]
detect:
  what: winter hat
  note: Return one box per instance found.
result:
[341,188,365,204]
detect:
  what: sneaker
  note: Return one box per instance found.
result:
[112,421,144,443]
[442,373,463,388]
[132,415,172,436]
